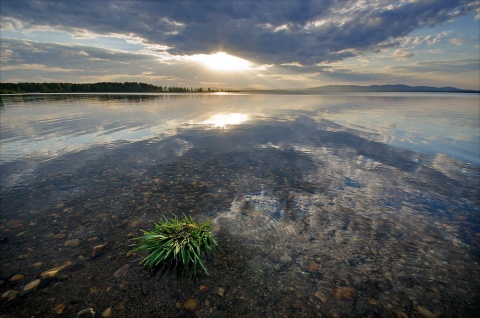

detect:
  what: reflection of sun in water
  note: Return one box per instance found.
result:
[203,113,249,128]
[188,52,253,71]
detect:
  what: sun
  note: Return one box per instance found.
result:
[188,52,253,71]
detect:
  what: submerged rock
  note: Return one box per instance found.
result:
[183,299,198,311]
[91,243,109,257]
[41,262,72,279]
[332,286,357,301]
[113,264,130,280]
[76,308,95,318]
[416,306,437,318]
[23,279,41,291]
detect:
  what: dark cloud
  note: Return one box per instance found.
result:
[1,0,477,65]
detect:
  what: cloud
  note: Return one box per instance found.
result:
[1,0,477,66]
[389,59,479,74]
[393,48,416,61]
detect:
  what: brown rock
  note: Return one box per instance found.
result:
[41,262,72,279]
[9,274,25,282]
[31,261,43,268]
[91,243,109,257]
[23,279,41,291]
[395,311,408,318]
[416,306,437,318]
[64,239,80,247]
[6,219,23,228]
[52,233,66,239]
[183,299,198,311]
[332,286,357,300]
[2,290,18,302]
[113,264,130,280]
[102,307,112,317]
[314,291,327,303]
[199,285,209,293]
[54,304,65,314]
[309,260,319,271]
[291,302,302,309]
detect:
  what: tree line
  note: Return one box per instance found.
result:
[0,82,235,94]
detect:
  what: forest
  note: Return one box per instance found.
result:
[0,82,231,94]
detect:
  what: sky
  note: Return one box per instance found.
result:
[0,0,479,90]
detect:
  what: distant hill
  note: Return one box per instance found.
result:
[303,84,479,93]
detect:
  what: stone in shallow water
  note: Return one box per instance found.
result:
[41,262,72,279]
[279,254,292,264]
[309,260,319,271]
[102,307,112,317]
[9,274,24,282]
[1,290,18,302]
[331,286,357,300]
[23,279,40,291]
[314,291,327,303]
[113,264,130,280]
[76,308,95,318]
[91,243,109,257]
[64,239,80,247]
[416,306,437,318]
[183,299,198,311]
[54,304,65,314]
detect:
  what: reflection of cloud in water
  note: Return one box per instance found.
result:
[0,121,183,163]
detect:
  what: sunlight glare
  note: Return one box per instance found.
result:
[203,113,249,128]
[188,52,253,71]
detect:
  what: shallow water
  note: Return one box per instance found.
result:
[1,93,479,317]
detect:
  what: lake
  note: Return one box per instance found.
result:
[1,93,479,317]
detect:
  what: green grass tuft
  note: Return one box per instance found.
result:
[131,215,218,281]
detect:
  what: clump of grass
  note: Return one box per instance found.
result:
[131,215,218,281]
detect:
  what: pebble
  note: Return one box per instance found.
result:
[314,291,327,303]
[64,239,80,247]
[416,306,437,318]
[41,262,73,279]
[102,307,112,317]
[54,304,66,314]
[183,299,198,311]
[2,290,18,302]
[395,311,408,318]
[6,219,23,228]
[217,287,225,297]
[291,302,302,309]
[31,261,43,268]
[52,233,66,239]
[279,254,292,264]
[91,243,109,257]
[9,274,25,282]
[76,308,95,318]
[23,279,41,291]
[199,285,209,293]
[113,264,130,280]
[332,286,357,300]
[309,260,319,271]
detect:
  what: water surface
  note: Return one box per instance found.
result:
[1,93,479,317]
